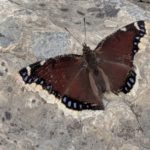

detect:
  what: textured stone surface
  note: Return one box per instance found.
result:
[0,0,150,150]
[129,0,150,11]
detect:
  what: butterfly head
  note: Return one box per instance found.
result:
[82,43,91,54]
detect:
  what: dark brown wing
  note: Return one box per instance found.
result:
[95,21,147,93]
[19,54,103,110]
[98,60,133,93]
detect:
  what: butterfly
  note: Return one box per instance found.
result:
[19,20,150,111]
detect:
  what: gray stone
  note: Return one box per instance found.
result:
[0,0,150,150]
[0,17,22,48]
[31,32,70,59]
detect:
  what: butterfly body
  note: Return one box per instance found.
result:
[82,44,103,82]
[19,20,150,111]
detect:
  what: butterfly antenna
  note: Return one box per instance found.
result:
[83,17,87,45]
[64,27,82,46]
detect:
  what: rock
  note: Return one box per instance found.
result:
[0,0,150,150]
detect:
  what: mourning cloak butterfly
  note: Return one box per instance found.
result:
[19,20,150,111]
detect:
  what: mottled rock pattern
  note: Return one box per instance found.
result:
[0,0,150,150]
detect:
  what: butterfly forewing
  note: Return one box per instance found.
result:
[32,55,83,95]
[95,21,146,66]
